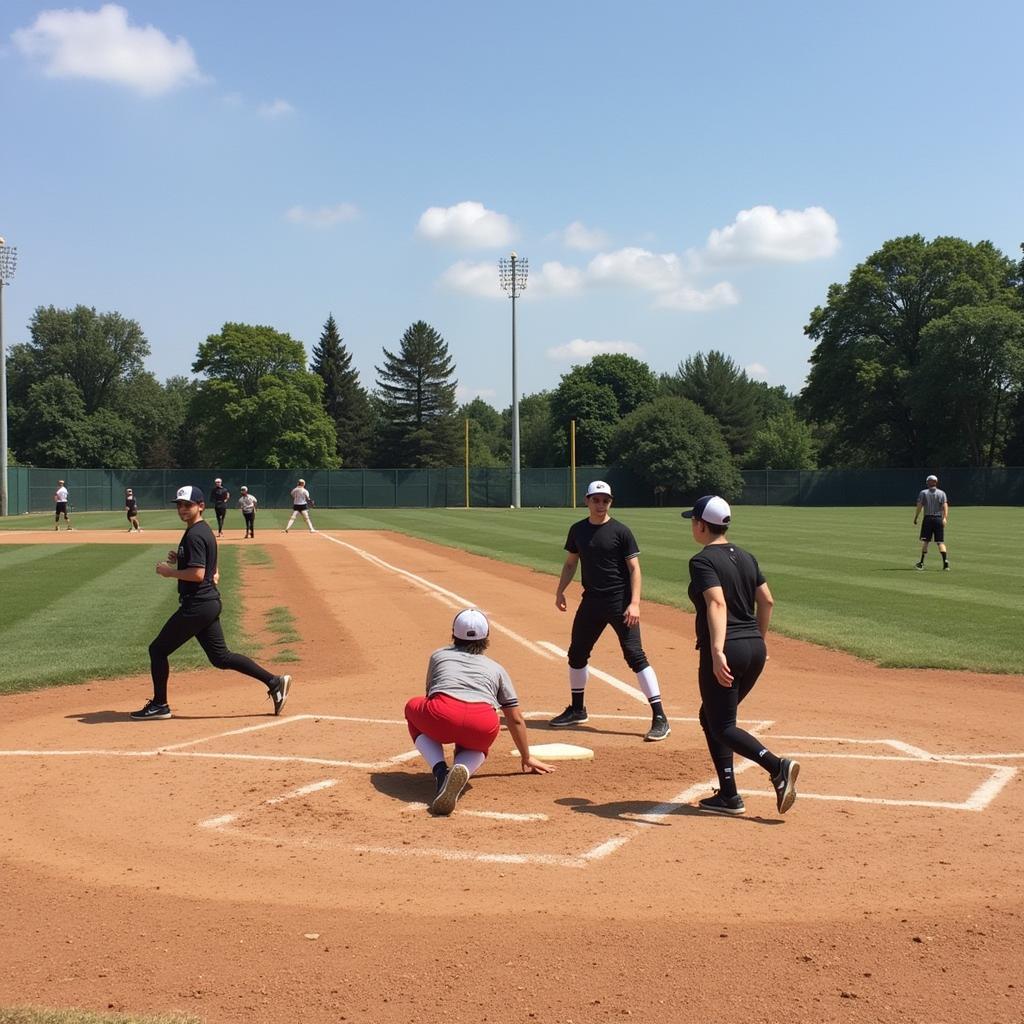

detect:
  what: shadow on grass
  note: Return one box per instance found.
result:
[556,795,783,826]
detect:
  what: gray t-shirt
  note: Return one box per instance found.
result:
[917,488,948,516]
[424,646,519,709]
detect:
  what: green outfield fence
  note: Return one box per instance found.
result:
[4,465,1023,515]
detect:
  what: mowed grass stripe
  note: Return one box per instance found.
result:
[0,544,245,694]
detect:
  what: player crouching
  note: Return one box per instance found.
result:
[405,609,554,816]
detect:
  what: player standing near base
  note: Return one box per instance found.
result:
[914,474,950,571]
[551,480,670,742]
[129,485,292,721]
[54,480,72,531]
[238,486,257,538]
[683,495,798,816]
[125,488,141,532]
[284,478,316,533]
[210,478,230,537]
[405,609,554,815]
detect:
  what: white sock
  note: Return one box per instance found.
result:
[414,734,445,770]
[286,512,297,530]
[454,749,486,776]
[569,666,588,691]
[635,665,661,702]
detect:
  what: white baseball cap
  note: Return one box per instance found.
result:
[172,485,205,504]
[681,494,732,526]
[926,474,938,483]
[586,480,613,498]
[453,608,489,640]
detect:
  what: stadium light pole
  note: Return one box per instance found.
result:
[498,251,528,508]
[0,237,18,518]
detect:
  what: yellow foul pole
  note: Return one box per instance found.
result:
[570,419,577,506]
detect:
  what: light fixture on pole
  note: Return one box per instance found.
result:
[0,236,18,518]
[498,251,528,508]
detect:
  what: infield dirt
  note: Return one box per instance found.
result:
[1,528,1022,1023]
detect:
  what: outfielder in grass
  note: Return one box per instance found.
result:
[129,484,292,721]
[54,479,72,531]
[683,495,799,816]
[551,480,670,742]
[913,474,950,571]
[405,609,554,816]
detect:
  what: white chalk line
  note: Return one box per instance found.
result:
[401,803,548,822]
[317,532,557,660]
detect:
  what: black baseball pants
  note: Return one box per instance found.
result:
[214,506,227,533]
[243,511,255,536]
[568,594,650,672]
[148,598,274,704]
[698,636,780,787]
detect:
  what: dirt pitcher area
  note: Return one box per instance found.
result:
[1,528,1022,1024]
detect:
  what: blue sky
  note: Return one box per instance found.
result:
[2,1,1022,407]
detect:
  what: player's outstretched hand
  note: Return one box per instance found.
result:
[522,755,555,774]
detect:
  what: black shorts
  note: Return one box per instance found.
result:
[126,509,137,520]
[292,504,308,512]
[920,516,945,543]
[55,502,68,515]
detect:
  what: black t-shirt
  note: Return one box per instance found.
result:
[211,486,229,509]
[125,497,138,514]
[688,542,765,649]
[177,519,220,602]
[565,518,640,600]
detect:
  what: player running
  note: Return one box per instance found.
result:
[125,488,141,532]
[129,485,292,721]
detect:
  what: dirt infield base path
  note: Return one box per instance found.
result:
[1,528,1022,1024]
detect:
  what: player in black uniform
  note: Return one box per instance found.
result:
[129,485,292,721]
[683,495,798,815]
[551,480,670,742]
[125,488,141,532]
[210,478,230,537]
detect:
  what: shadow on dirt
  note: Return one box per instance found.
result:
[556,795,783,826]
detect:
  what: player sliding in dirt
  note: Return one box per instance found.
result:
[404,609,555,816]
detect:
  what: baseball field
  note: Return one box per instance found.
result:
[1,507,1022,1024]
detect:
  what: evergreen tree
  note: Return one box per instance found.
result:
[374,321,460,467]
[310,314,374,467]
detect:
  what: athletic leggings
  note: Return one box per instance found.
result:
[243,511,255,536]
[568,594,649,672]
[215,506,227,532]
[698,636,780,788]
[148,599,274,704]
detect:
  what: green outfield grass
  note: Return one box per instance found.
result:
[0,542,250,694]
[2,505,1022,674]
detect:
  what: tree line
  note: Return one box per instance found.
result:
[6,233,1023,501]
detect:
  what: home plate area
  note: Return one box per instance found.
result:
[190,714,1019,867]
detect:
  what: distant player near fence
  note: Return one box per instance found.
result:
[54,480,72,531]
[285,479,316,533]
[125,488,141,532]
[914,474,950,571]
[210,478,230,538]
[238,486,257,539]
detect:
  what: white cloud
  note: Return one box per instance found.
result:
[528,261,586,297]
[286,203,359,228]
[258,98,295,119]
[703,205,839,264]
[746,362,769,381]
[587,247,685,292]
[561,221,610,251]
[12,4,206,96]
[546,339,643,362]
[417,201,516,249]
[655,282,740,311]
[439,260,503,299]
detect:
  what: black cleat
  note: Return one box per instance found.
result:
[129,700,171,721]
[549,705,589,727]
[698,793,745,816]
[268,675,292,716]
[914,562,924,571]
[644,716,671,742]
[942,563,950,571]
[772,758,800,814]
[430,763,470,816]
